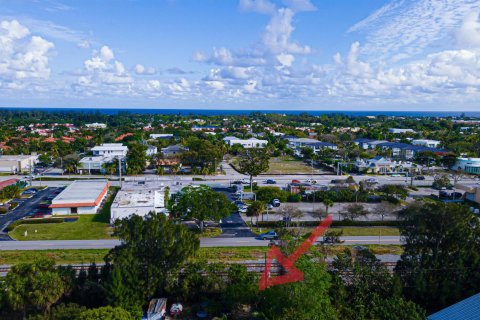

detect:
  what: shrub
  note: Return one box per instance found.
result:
[256,186,289,203]
[287,194,302,202]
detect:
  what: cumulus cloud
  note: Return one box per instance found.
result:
[0,20,54,90]
[457,11,480,48]
[134,63,156,75]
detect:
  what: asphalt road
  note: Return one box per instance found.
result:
[0,236,401,250]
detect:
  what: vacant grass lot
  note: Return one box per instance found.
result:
[0,244,403,265]
[9,187,118,241]
[0,249,110,265]
[266,156,326,174]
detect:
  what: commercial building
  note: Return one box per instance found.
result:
[0,154,38,174]
[354,156,418,174]
[50,180,109,215]
[110,180,180,223]
[223,136,268,148]
[452,158,480,175]
[428,293,480,320]
[91,143,128,157]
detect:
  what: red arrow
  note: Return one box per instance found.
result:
[259,214,333,290]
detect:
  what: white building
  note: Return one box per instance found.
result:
[110,180,179,223]
[146,145,158,157]
[0,154,38,174]
[388,128,415,134]
[50,180,110,215]
[78,156,117,174]
[412,139,441,148]
[85,122,107,129]
[287,137,320,149]
[91,143,128,157]
[223,137,268,148]
[452,158,480,175]
[150,133,174,139]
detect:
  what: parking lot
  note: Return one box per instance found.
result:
[0,187,64,239]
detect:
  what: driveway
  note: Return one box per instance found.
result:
[218,212,257,238]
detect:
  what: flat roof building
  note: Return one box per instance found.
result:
[91,143,128,157]
[50,180,109,215]
[110,180,180,223]
[0,154,38,174]
[223,137,268,148]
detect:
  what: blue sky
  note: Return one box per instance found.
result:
[0,0,480,110]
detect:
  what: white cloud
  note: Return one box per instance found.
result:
[239,0,276,14]
[457,11,480,48]
[262,8,311,54]
[134,63,156,75]
[0,20,54,90]
[282,0,316,12]
[348,0,480,62]
[77,40,90,49]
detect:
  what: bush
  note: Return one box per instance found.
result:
[287,194,302,202]
[0,206,7,214]
[306,189,369,203]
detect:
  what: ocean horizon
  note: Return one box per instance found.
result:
[0,107,479,118]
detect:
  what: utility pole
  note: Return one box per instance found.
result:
[118,157,122,188]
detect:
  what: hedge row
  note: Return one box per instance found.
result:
[255,220,401,228]
[6,218,64,232]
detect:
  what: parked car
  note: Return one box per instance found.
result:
[414,175,426,180]
[259,231,278,240]
[238,206,248,213]
[264,179,277,184]
[234,200,246,207]
[271,199,281,207]
[267,204,274,210]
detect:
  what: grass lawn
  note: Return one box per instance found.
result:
[335,227,400,236]
[9,188,118,241]
[266,156,326,174]
[0,249,109,265]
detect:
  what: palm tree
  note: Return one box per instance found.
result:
[323,198,334,215]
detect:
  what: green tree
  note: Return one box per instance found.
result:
[246,200,265,224]
[126,143,147,175]
[395,201,480,312]
[237,148,270,191]
[432,174,451,189]
[339,203,369,221]
[330,248,424,320]
[4,259,67,317]
[78,306,133,320]
[107,212,199,310]
[170,185,235,231]
[256,186,289,203]
[323,198,334,215]
[259,256,338,320]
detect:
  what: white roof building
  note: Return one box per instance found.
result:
[388,128,416,134]
[0,154,38,173]
[150,133,174,139]
[91,143,128,157]
[223,137,268,148]
[50,180,110,215]
[110,180,180,223]
[412,139,441,148]
[85,122,107,129]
